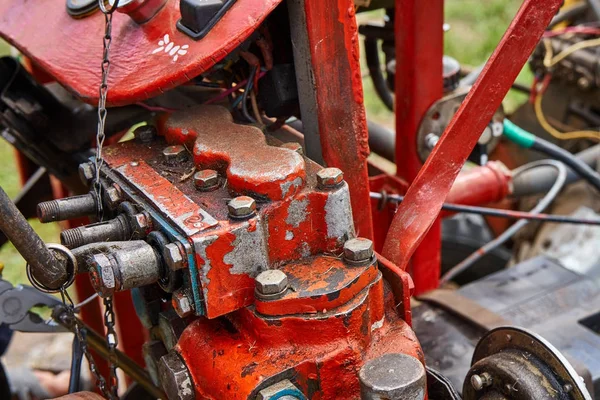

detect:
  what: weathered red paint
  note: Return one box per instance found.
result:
[394,0,445,294]
[300,0,374,241]
[0,0,282,106]
[177,275,423,399]
[383,0,564,280]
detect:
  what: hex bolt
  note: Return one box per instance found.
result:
[37,193,98,223]
[172,288,195,318]
[130,212,152,237]
[158,351,195,400]
[134,125,157,144]
[255,270,288,296]
[359,353,426,400]
[193,170,219,191]
[343,238,374,263]
[88,241,162,297]
[163,145,188,164]
[60,214,132,249]
[164,242,186,271]
[104,184,123,209]
[471,372,493,391]
[316,167,344,189]
[78,162,96,185]
[227,196,256,219]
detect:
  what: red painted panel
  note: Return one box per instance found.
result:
[0,0,281,106]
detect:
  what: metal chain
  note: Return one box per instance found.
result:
[61,289,113,399]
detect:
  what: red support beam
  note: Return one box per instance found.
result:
[383,0,564,281]
[394,0,445,294]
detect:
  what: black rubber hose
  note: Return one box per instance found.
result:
[531,138,600,192]
[364,37,394,111]
[0,186,67,289]
[548,3,589,29]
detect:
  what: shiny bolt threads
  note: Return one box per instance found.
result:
[37,193,98,223]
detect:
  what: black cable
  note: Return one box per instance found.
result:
[531,137,600,192]
[441,160,567,284]
[548,3,589,29]
[370,192,600,225]
[241,66,257,123]
[364,37,394,111]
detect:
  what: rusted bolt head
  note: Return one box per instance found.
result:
[104,185,123,209]
[255,270,288,295]
[78,162,95,185]
[162,145,188,164]
[172,289,194,318]
[134,125,157,144]
[281,142,303,155]
[193,170,219,190]
[228,196,256,218]
[131,212,151,235]
[164,243,185,270]
[316,168,344,189]
[343,238,374,263]
[90,253,118,297]
[158,352,195,400]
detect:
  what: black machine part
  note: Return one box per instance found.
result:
[463,327,592,400]
[413,256,600,398]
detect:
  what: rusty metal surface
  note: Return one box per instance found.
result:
[0,0,282,106]
[383,0,564,278]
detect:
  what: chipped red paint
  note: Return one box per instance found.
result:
[300,0,374,241]
[161,106,306,201]
[177,275,423,399]
[255,257,379,316]
[0,0,282,106]
[383,0,564,285]
[394,0,444,295]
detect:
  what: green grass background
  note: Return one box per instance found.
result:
[0,0,527,285]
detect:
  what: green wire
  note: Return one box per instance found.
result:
[503,118,536,148]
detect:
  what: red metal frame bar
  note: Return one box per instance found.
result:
[394,0,445,294]
[383,0,564,278]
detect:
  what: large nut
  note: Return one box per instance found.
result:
[228,196,256,218]
[343,238,374,263]
[158,351,195,400]
[164,243,186,270]
[255,270,288,296]
[193,170,219,191]
[105,184,123,209]
[134,125,157,144]
[316,168,344,189]
[172,289,194,318]
[89,253,118,297]
[257,379,304,400]
[78,162,96,185]
[163,145,188,164]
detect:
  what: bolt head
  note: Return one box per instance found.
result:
[105,185,123,209]
[172,289,194,318]
[162,145,188,164]
[255,270,288,295]
[131,212,151,235]
[425,133,439,150]
[281,142,303,155]
[193,170,219,190]
[228,196,256,218]
[78,162,95,185]
[343,238,374,263]
[164,243,185,270]
[90,253,117,297]
[316,168,344,188]
[158,352,195,400]
[471,372,492,391]
[134,125,157,144]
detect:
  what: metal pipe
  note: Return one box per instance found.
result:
[0,186,67,289]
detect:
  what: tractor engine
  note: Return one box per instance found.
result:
[39,105,424,399]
